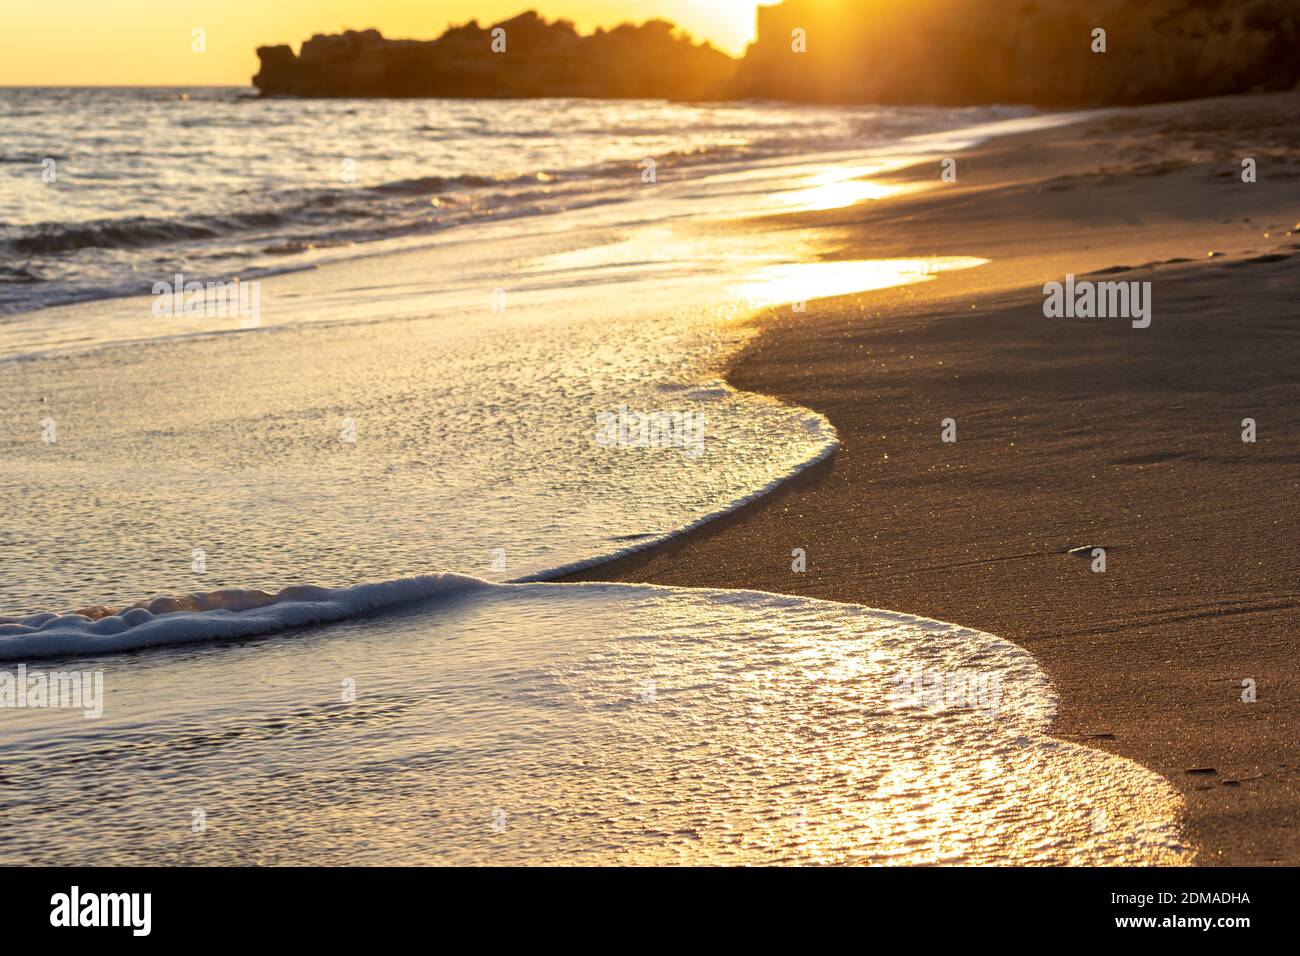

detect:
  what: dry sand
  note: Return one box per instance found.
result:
[570,92,1300,865]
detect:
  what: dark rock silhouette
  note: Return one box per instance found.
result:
[253,13,736,99]
[730,0,1300,106]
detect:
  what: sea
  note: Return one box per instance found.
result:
[0,88,1187,864]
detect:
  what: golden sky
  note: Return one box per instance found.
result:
[0,1,769,86]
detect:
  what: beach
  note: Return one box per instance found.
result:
[12,95,1199,865]
[1,86,1294,866]
[570,91,1300,866]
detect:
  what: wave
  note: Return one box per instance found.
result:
[1,172,556,260]
[0,263,45,284]
[0,437,840,660]
[0,133,866,263]
[0,574,487,661]
[0,577,1191,865]
[0,124,940,310]
[366,172,504,195]
[8,217,231,257]
[1,394,838,659]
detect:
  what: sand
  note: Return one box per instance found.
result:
[570,92,1300,865]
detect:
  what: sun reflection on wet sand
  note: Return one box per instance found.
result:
[775,166,929,211]
[736,257,989,308]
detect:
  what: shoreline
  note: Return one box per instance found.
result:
[569,91,1300,865]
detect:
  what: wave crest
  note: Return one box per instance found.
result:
[0,574,488,661]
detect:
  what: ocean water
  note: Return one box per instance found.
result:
[0,91,1187,864]
[0,87,1033,316]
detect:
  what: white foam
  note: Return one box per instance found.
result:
[0,574,486,661]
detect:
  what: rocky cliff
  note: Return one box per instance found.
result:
[730,0,1300,106]
[253,13,735,99]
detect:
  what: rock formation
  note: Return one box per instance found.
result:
[729,0,1300,106]
[253,13,735,99]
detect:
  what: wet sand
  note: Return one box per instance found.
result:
[570,92,1300,865]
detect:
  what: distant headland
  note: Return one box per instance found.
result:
[254,2,1300,106]
[252,13,733,100]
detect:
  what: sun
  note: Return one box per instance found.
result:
[646,0,766,56]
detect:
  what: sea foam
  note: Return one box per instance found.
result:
[0,575,486,661]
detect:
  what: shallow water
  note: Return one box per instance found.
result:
[0,582,1188,865]
[0,119,1028,615]
[0,241,838,616]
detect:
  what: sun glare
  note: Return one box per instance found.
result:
[736,257,989,307]
[776,166,929,212]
